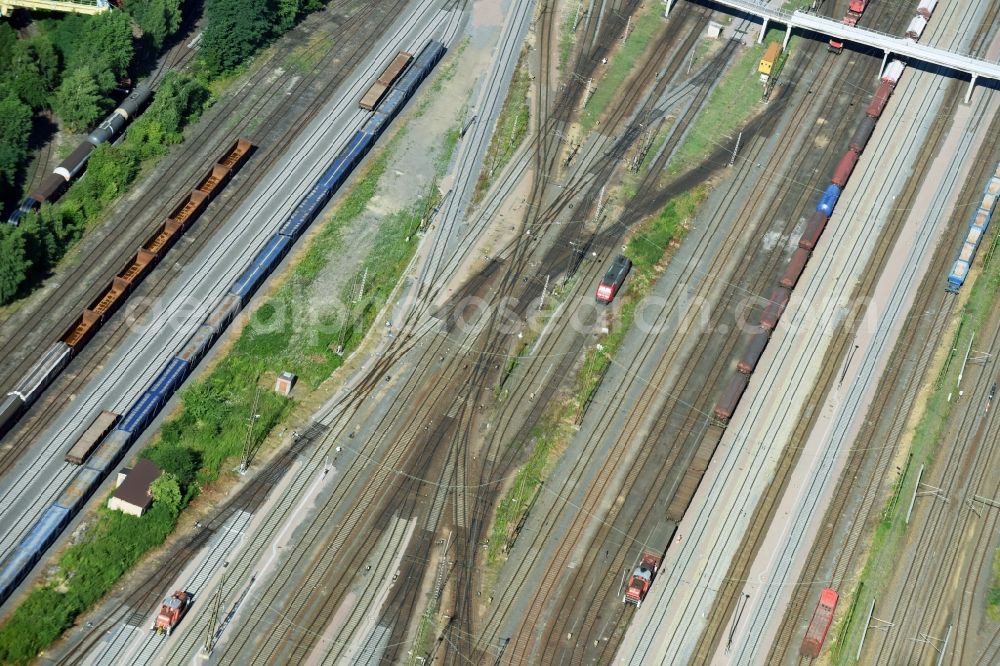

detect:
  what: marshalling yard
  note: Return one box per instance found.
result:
[1,0,1000,664]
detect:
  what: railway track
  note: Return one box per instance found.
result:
[0,0,402,476]
[752,0,1000,661]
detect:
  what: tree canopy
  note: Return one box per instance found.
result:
[125,0,183,50]
[0,93,32,190]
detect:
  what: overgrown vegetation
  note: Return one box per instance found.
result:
[833,233,1000,663]
[0,108,464,661]
[0,72,210,304]
[665,39,769,179]
[579,5,664,134]
[474,50,531,203]
[988,548,1000,621]
[487,186,705,563]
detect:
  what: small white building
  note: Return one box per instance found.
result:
[108,458,161,517]
[275,371,296,396]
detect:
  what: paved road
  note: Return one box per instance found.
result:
[615,0,998,662]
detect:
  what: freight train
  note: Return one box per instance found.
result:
[946,162,1000,291]
[6,83,153,226]
[0,138,253,441]
[713,59,906,424]
[0,39,446,607]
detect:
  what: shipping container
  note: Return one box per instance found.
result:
[118,249,158,284]
[737,329,771,375]
[816,184,841,216]
[866,80,894,118]
[971,208,991,233]
[167,191,209,228]
[760,287,791,331]
[799,212,828,250]
[780,248,811,289]
[65,410,119,465]
[849,116,876,153]
[217,138,253,171]
[831,149,859,187]
[800,588,838,658]
[714,373,750,423]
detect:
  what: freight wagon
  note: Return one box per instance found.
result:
[758,42,782,80]
[0,40,447,609]
[800,588,838,657]
[0,138,253,439]
[65,410,119,464]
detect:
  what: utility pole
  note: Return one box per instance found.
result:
[239,387,262,474]
[539,275,550,310]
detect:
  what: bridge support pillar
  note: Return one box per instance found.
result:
[664,0,672,16]
[879,50,888,78]
[758,18,768,44]
[782,25,792,49]
[966,75,977,104]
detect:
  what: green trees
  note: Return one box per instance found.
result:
[0,226,29,303]
[52,69,104,132]
[150,473,182,515]
[125,0,183,50]
[202,0,274,74]
[0,94,32,190]
[202,0,326,74]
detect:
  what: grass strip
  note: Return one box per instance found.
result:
[474,49,531,203]
[832,232,1000,664]
[0,108,463,663]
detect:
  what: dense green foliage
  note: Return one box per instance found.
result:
[0,502,177,665]
[201,0,326,74]
[125,0,183,50]
[0,93,32,190]
[0,72,210,304]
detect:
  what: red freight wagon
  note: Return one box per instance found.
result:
[714,372,750,423]
[831,149,859,187]
[866,80,894,118]
[799,212,828,251]
[780,248,811,289]
[801,588,839,658]
[760,287,791,331]
[737,329,770,375]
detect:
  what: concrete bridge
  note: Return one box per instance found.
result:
[666,0,1000,102]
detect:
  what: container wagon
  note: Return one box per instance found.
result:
[65,410,119,464]
[800,588,838,657]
